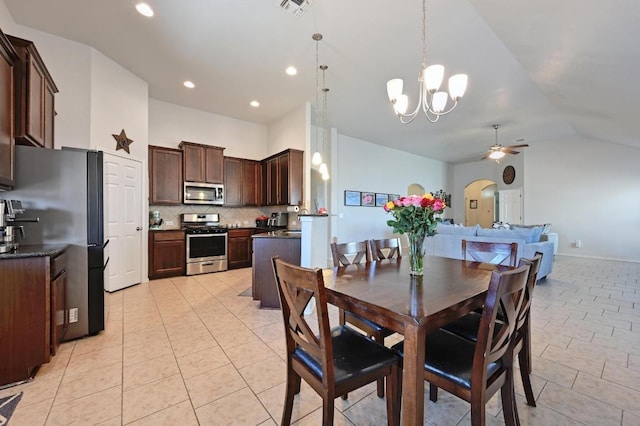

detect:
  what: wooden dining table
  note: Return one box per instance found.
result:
[323,255,509,426]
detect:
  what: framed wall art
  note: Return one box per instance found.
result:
[469,199,478,209]
[388,194,400,202]
[375,193,389,207]
[344,190,361,206]
[361,192,375,207]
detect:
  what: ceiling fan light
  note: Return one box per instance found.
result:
[387,79,403,102]
[432,92,448,113]
[448,74,468,100]
[424,65,444,92]
[311,151,322,166]
[489,151,506,160]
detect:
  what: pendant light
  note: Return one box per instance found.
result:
[311,33,323,167]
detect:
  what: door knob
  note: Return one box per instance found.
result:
[136,226,143,231]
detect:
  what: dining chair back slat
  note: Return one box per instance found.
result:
[370,237,402,261]
[462,240,518,267]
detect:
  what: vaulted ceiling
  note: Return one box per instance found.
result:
[5,0,639,163]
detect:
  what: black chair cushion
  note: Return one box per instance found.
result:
[293,325,400,386]
[392,329,502,390]
[442,312,504,343]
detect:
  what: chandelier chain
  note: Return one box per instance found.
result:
[421,0,427,70]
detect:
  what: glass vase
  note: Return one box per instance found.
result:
[407,231,426,276]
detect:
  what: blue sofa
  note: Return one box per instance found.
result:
[423,223,554,279]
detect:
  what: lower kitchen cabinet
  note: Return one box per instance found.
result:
[149,230,185,279]
[0,246,66,387]
[50,251,67,355]
[228,228,254,269]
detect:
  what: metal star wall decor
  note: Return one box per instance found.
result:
[112,129,133,153]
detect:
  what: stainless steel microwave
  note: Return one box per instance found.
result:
[184,182,224,205]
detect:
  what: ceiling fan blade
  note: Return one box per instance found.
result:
[505,144,529,149]
[481,152,491,160]
[503,148,520,155]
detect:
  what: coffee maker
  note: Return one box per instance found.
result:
[0,200,37,253]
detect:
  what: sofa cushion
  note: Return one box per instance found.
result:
[436,223,479,236]
[510,224,545,242]
[477,227,540,243]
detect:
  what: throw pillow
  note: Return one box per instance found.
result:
[436,223,479,236]
[477,227,539,243]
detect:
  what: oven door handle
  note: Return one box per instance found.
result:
[201,262,215,266]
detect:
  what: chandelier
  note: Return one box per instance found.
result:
[386,0,468,123]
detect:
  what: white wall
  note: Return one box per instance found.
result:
[332,134,448,244]
[149,99,268,158]
[525,135,640,261]
[267,104,306,155]
[89,50,148,157]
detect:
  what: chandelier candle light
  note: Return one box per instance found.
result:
[386,0,468,123]
[384,193,447,275]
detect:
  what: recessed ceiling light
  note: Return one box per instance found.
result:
[183,81,195,89]
[286,66,297,76]
[135,3,154,17]
[250,100,260,108]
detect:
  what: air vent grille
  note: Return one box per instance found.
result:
[279,0,312,16]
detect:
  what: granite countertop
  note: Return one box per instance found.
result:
[0,244,68,260]
[252,229,301,239]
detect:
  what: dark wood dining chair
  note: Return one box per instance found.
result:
[462,240,518,266]
[438,253,543,408]
[392,264,531,426]
[330,240,396,398]
[370,237,402,261]
[271,257,401,426]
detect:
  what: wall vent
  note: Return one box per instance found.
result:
[279,0,312,16]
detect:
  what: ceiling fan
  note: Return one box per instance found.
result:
[482,124,529,161]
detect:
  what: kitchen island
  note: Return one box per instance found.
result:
[251,230,301,308]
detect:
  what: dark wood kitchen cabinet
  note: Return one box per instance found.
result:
[228,228,255,269]
[0,29,17,190]
[179,141,225,184]
[224,157,260,207]
[7,35,58,149]
[0,247,66,387]
[149,145,183,205]
[50,251,67,356]
[261,149,303,206]
[148,230,186,279]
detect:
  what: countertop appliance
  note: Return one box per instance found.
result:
[267,212,288,228]
[184,182,224,205]
[0,200,38,253]
[149,210,163,229]
[182,213,228,275]
[5,145,108,339]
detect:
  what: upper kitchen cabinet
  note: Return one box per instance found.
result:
[149,145,183,205]
[0,29,17,190]
[179,141,224,184]
[224,157,260,207]
[7,35,58,149]
[261,149,303,206]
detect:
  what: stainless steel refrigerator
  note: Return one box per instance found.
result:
[4,145,108,340]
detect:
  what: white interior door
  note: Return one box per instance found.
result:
[498,188,523,224]
[104,153,143,292]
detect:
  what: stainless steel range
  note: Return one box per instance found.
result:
[182,213,228,275]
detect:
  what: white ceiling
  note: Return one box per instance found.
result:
[5,0,640,163]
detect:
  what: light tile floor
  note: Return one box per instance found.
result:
[2,255,639,425]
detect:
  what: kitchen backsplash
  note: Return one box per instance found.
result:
[148,205,296,229]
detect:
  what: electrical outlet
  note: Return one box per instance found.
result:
[69,307,79,323]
